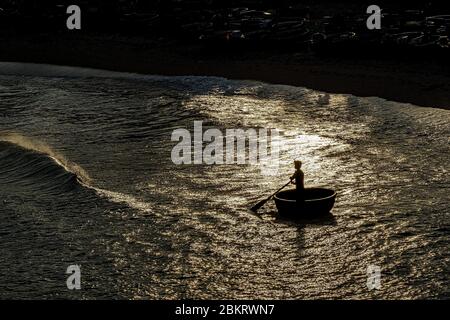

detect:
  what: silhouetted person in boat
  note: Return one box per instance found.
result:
[291,160,305,204]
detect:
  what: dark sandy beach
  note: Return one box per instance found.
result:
[1,33,449,109]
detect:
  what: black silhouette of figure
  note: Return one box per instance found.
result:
[291,160,305,204]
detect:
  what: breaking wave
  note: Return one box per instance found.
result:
[0,134,90,193]
[0,133,151,212]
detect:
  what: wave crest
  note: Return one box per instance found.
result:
[0,133,91,192]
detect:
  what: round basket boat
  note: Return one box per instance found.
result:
[274,188,336,219]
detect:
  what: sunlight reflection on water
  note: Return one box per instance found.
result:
[0,63,448,299]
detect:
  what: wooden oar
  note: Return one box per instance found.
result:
[250,178,293,212]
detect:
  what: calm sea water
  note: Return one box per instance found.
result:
[0,62,448,299]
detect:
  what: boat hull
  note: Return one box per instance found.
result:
[274,188,336,219]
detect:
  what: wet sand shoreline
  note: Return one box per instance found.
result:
[1,34,449,110]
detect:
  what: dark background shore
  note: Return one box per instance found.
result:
[1,0,449,109]
[2,33,449,109]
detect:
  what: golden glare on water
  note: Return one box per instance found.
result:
[0,64,448,299]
